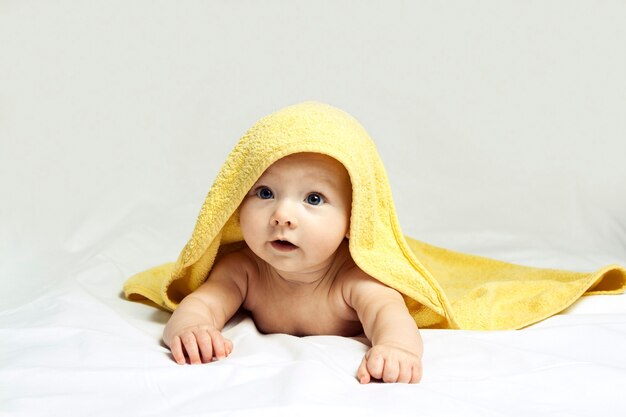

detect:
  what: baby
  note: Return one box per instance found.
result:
[163,152,423,384]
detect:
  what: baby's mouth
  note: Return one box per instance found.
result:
[270,240,298,251]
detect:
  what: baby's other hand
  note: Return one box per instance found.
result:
[170,325,233,365]
[357,344,422,384]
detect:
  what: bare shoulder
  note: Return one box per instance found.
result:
[201,248,259,299]
[338,264,405,310]
[216,247,258,269]
[211,248,257,277]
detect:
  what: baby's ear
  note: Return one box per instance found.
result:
[346,231,350,239]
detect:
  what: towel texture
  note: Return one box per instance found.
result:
[124,101,626,330]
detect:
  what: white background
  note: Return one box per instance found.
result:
[2,1,625,279]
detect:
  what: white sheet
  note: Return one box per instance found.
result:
[2,1,625,416]
[2,222,626,417]
[2,228,625,417]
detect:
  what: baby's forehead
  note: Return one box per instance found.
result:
[259,152,351,188]
[265,153,344,174]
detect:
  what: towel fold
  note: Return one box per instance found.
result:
[123,101,626,330]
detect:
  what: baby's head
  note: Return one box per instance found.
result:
[239,152,352,277]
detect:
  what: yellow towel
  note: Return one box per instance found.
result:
[123,101,626,330]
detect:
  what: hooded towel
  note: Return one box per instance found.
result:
[124,101,626,330]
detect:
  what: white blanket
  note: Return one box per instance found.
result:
[2,226,625,416]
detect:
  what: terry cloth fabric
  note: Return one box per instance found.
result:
[123,101,626,330]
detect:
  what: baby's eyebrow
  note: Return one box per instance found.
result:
[306,175,340,188]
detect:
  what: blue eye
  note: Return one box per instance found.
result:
[306,193,324,206]
[256,187,274,199]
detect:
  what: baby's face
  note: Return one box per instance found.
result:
[239,153,352,279]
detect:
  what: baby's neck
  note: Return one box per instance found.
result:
[269,266,334,293]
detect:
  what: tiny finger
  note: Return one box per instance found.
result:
[382,358,400,383]
[397,362,412,384]
[170,336,186,365]
[366,350,385,381]
[181,333,201,364]
[410,363,423,384]
[357,356,371,384]
[224,338,234,356]
[194,329,214,363]
[209,329,227,360]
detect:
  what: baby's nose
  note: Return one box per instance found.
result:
[272,218,292,226]
[270,203,297,228]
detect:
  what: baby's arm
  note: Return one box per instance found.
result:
[344,272,423,384]
[162,252,249,365]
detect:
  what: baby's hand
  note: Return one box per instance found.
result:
[169,325,233,365]
[357,344,422,384]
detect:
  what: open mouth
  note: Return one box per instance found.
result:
[270,240,298,251]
